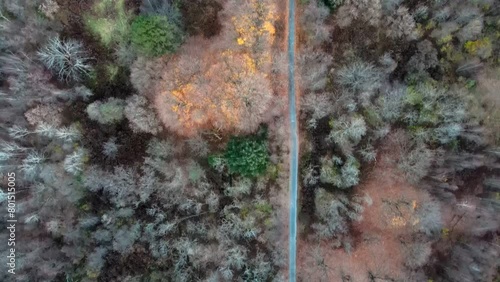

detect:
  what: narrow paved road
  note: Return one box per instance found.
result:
[287,0,298,280]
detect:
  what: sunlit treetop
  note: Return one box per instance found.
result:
[152,0,278,136]
[231,0,277,48]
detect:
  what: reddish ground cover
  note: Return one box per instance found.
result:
[297,137,432,281]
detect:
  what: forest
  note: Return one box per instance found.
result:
[0,0,498,281]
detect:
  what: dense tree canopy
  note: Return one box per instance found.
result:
[131,15,184,56]
[0,0,499,281]
[223,136,270,177]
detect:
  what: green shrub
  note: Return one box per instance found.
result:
[464,38,493,59]
[86,98,125,124]
[362,108,383,127]
[223,137,269,177]
[131,15,184,56]
[208,154,226,172]
[402,83,467,144]
[85,0,132,47]
[405,86,424,106]
[320,156,360,189]
[254,202,273,215]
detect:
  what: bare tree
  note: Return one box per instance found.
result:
[124,95,162,135]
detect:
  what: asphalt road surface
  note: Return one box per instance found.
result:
[287,0,298,280]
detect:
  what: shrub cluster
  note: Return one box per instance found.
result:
[212,136,270,178]
[131,15,184,57]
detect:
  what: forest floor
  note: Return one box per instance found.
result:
[296,135,432,281]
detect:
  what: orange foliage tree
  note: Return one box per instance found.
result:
[134,0,279,136]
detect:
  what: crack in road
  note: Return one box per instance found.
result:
[287,0,298,280]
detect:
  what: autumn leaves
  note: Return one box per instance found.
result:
[133,0,280,136]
